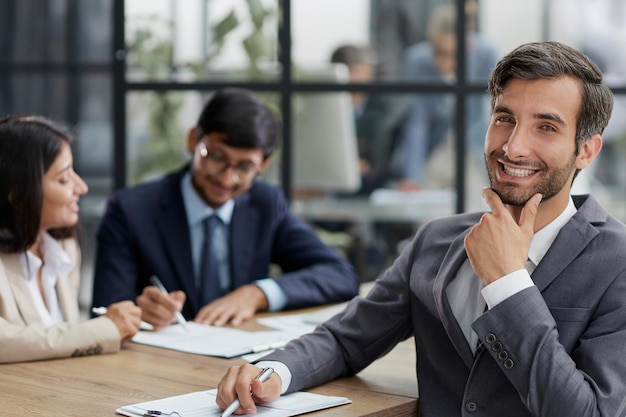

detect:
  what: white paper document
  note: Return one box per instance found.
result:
[132,322,301,358]
[116,388,351,417]
[256,303,347,333]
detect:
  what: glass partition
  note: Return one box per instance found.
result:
[125,0,280,82]
[2,0,626,286]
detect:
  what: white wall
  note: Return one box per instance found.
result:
[291,0,370,65]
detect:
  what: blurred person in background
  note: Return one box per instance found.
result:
[391,1,499,190]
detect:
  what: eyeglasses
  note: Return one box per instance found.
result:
[197,142,259,184]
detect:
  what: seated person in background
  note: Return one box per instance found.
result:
[92,87,360,328]
[0,115,141,363]
[330,44,376,192]
[391,1,499,190]
[330,44,408,196]
[323,44,389,280]
[330,45,374,122]
[215,41,626,416]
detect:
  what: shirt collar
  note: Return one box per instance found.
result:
[181,171,234,226]
[528,197,577,267]
[19,233,72,283]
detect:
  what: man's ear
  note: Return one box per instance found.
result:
[258,156,272,173]
[186,127,199,154]
[575,133,602,170]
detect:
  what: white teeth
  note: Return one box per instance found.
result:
[503,165,535,177]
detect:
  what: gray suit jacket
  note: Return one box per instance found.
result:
[0,238,120,363]
[263,195,626,417]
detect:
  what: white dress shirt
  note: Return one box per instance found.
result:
[17,233,72,327]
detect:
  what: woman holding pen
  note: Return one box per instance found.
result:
[0,115,141,363]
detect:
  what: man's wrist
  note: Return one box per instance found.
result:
[254,278,288,311]
[481,269,534,309]
[255,360,291,394]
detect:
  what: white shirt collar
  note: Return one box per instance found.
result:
[528,197,577,267]
[181,171,234,226]
[18,233,72,282]
[17,233,71,327]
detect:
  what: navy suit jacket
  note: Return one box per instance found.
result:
[92,167,359,318]
[263,195,626,417]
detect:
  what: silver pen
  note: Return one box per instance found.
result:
[149,275,190,333]
[221,367,275,417]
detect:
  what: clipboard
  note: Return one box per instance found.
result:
[116,388,351,417]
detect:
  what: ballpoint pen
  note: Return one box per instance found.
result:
[221,367,275,417]
[149,275,190,333]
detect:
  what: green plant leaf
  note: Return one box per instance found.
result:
[247,0,267,29]
[214,10,239,40]
[243,30,272,63]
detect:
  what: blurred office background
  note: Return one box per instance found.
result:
[1,0,626,308]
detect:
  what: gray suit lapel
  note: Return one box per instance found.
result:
[532,196,602,291]
[433,229,476,368]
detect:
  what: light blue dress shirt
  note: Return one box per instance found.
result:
[180,173,288,311]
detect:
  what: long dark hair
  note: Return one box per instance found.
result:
[0,115,76,253]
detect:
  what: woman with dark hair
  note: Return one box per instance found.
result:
[0,115,141,363]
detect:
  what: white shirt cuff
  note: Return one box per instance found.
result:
[481,269,535,310]
[255,360,291,394]
[255,278,288,311]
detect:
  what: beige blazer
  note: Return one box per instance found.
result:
[0,238,121,363]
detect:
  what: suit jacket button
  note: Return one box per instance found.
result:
[485,333,496,344]
[465,400,478,413]
[491,341,502,351]
[498,350,508,361]
[504,358,515,369]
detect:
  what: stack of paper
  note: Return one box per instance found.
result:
[132,322,303,358]
[116,389,351,417]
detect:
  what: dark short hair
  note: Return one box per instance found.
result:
[330,44,374,68]
[0,115,75,253]
[488,41,614,149]
[195,88,280,158]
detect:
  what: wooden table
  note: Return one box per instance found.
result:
[0,313,418,416]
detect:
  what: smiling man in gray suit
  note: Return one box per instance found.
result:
[216,41,626,417]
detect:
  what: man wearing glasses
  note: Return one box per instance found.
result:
[92,88,359,328]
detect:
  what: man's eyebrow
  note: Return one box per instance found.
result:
[210,145,257,165]
[493,105,567,127]
[492,105,512,114]
[534,112,567,127]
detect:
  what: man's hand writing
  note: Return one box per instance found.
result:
[136,285,186,330]
[217,363,281,415]
[194,284,269,326]
[464,188,542,285]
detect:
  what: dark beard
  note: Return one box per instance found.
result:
[485,151,576,206]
